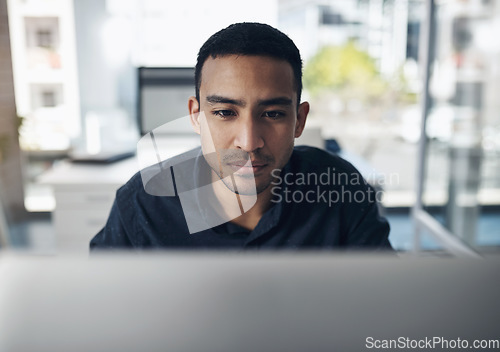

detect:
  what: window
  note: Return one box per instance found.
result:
[36,29,53,48]
[41,90,56,107]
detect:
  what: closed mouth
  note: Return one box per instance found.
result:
[227,160,268,174]
[228,160,267,167]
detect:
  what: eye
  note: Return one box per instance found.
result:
[212,110,236,119]
[263,111,285,120]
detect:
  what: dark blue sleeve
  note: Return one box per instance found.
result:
[340,183,392,250]
[346,200,392,249]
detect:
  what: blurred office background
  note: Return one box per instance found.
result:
[0,0,498,255]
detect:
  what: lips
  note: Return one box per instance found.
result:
[227,160,268,175]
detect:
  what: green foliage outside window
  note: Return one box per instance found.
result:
[304,42,416,105]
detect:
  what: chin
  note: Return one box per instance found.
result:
[221,175,271,196]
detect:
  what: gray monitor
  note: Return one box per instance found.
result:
[138,67,195,135]
[1,252,499,352]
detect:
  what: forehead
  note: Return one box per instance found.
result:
[199,55,296,101]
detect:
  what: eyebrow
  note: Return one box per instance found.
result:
[206,95,246,107]
[206,95,293,107]
[257,97,293,107]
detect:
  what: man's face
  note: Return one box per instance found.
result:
[189,55,308,195]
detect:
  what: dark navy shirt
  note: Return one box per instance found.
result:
[90,146,392,250]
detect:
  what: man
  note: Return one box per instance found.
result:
[90,22,392,250]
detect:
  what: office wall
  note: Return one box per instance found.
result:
[0,0,26,221]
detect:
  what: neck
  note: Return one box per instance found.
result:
[210,172,275,231]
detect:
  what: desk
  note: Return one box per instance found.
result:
[38,157,138,251]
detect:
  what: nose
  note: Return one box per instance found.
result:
[233,115,265,152]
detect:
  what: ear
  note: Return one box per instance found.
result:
[294,101,310,138]
[188,96,201,134]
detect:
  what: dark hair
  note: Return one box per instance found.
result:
[195,22,303,106]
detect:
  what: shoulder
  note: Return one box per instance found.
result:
[126,146,202,197]
[286,146,373,196]
[291,145,360,175]
[115,147,202,209]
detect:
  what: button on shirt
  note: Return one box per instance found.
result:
[90,146,392,250]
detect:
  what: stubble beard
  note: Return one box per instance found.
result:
[206,142,294,196]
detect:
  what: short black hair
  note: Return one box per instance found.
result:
[195,22,303,105]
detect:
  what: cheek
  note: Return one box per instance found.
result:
[267,125,295,155]
[267,124,296,144]
[199,116,219,154]
[203,123,228,149]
